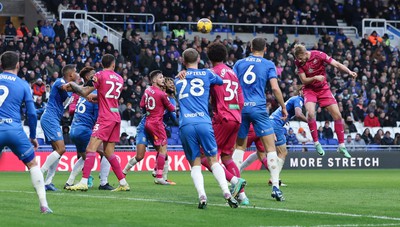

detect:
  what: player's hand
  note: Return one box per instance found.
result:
[30,138,39,150]
[86,94,98,103]
[176,70,187,80]
[349,71,358,79]
[61,83,71,91]
[314,75,325,82]
[281,108,288,121]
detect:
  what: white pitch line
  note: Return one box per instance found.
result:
[1,189,400,223]
[260,224,400,227]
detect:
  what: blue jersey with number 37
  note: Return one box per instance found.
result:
[174,68,223,127]
[233,55,277,113]
[71,90,98,129]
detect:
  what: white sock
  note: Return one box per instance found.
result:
[314,141,320,146]
[230,176,238,185]
[44,159,60,185]
[162,159,169,180]
[240,152,258,172]
[339,143,345,148]
[80,177,88,185]
[238,191,247,200]
[267,152,280,188]
[232,149,245,168]
[67,157,84,185]
[30,166,48,207]
[123,157,138,174]
[99,156,111,186]
[210,163,230,195]
[277,157,285,174]
[190,166,206,198]
[119,178,127,186]
[41,151,60,173]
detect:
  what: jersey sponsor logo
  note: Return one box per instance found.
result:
[244,102,256,107]
[0,118,13,124]
[184,111,205,118]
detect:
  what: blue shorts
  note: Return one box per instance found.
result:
[70,125,92,153]
[0,129,35,163]
[180,123,218,161]
[238,111,274,139]
[271,120,286,146]
[40,114,63,143]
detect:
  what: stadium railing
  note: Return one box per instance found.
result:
[153,21,359,37]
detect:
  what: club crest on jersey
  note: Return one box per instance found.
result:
[313,59,318,64]
[308,68,314,73]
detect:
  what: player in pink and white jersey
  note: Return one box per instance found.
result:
[294,44,357,158]
[63,54,130,192]
[140,70,175,185]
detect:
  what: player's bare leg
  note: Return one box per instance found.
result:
[325,103,351,158]
[259,134,285,201]
[305,102,325,156]
[102,141,130,191]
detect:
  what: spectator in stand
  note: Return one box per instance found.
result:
[34,96,46,119]
[322,121,334,139]
[364,111,380,127]
[117,132,130,146]
[16,23,30,38]
[62,125,73,145]
[286,128,299,145]
[344,116,358,133]
[130,112,142,127]
[353,133,366,150]
[381,131,394,145]
[58,0,69,14]
[344,135,355,151]
[368,31,383,46]
[296,127,311,145]
[32,78,46,98]
[46,58,60,76]
[41,20,56,42]
[373,129,384,145]
[118,97,127,115]
[4,22,17,36]
[394,133,400,145]
[67,21,81,38]
[317,126,324,140]
[334,28,347,43]
[361,128,374,145]
[122,102,135,121]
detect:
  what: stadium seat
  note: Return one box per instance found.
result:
[370,127,381,135]
[319,139,328,145]
[288,121,300,129]
[167,138,177,145]
[170,133,180,140]
[125,126,137,138]
[393,127,400,135]
[299,121,309,130]
[354,122,363,132]
[121,120,130,129]
[37,138,45,145]
[171,126,179,134]
[382,127,394,135]
[327,138,338,145]
[176,138,182,145]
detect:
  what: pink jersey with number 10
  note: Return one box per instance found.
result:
[92,69,124,123]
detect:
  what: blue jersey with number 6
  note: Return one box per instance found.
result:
[174,68,223,127]
[233,55,277,113]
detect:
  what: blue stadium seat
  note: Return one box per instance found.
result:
[171,133,180,140]
[37,138,45,145]
[167,138,177,145]
[327,138,338,145]
[319,139,328,145]
[176,138,182,145]
[171,126,179,134]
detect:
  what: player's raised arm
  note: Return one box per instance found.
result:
[67,81,96,98]
[329,59,358,79]
[269,78,287,120]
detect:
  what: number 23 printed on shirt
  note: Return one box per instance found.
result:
[105,81,122,99]
[176,78,205,100]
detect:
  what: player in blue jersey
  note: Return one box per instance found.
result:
[64,67,114,190]
[123,77,177,185]
[240,87,308,188]
[0,51,52,213]
[232,37,288,201]
[175,48,238,209]
[40,64,77,191]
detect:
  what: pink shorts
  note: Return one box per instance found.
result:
[247,126,264,152]
[213,119,240,155]
[304,88,337,108]
[92,120,121,143]
[145,120,167,146]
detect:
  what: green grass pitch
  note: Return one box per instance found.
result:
[0,169,399,227]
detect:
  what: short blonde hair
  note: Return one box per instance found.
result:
[293,44,307,57]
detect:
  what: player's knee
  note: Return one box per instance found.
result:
[135,155,144,162]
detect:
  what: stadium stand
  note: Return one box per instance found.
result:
[1,0,399,147]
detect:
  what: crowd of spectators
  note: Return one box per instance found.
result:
[43,0,400,34]
[1,0,399,146]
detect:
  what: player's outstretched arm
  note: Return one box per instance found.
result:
[329,59,358,79]
[270,78,288,121]
[67,82,96,98]
[295,107,307,122]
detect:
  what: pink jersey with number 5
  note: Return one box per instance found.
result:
[92,69,123,123]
